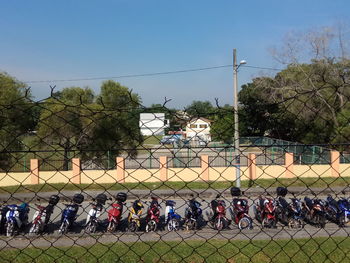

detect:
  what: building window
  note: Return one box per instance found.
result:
[190,124,197,128]
[199,124,207,128]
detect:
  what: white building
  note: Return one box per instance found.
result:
[185,117,212,144]
[139,113,169,136]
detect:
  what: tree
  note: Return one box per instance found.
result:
[210,105,235,144]
[237,24,350,145]
[94,80,143,157]
[36,82,144,169]
[0,72,34,170]
[36,87,96,170]
[238,58,350,144]
[185,100,215,119]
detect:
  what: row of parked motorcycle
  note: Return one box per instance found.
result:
[1,187,350,237]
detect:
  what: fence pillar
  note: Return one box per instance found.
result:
[30,159,39,184]
[116,157,125,183]
[159,156,168,181]
[201,155,209,181]
[285,153,294,178]
[331,151,340,177]
[72,158,81,184]
[248,153,256,181]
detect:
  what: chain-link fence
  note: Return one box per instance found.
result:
[1,65,350,263]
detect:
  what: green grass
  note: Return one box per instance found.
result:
[143,135,163,145]
[2,176,350,194]
[2,236,350,262]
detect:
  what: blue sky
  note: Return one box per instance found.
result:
[1,0,349,108]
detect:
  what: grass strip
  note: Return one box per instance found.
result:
[1,176,350,194]
[2,236,350,263]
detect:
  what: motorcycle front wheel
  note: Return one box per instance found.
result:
[128,221,138,232]
[58,221,69,235]
[146,220,157,232]
[6,222,14,237]
[238,217,251,230]
[315,214,326,228]
[215,218,227,231]
[29,222,40,235]
[85,221,97,234]
[185,219,197,231]
[167,219,179,231]
[107,221,116,232]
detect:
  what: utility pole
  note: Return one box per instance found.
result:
[233,49,245,188]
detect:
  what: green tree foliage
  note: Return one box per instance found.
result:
[36,81,143,169]
[210,105,235,144]
[94,80,143,158]
[238,59,350,144]
[185,100,215,118]
[0,72,34,170]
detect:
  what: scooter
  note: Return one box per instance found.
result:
[0,204,9,234]
[288,197,304,229]
[325,195,342,225]
[165,200,181,231]
[229,187,252,230]
[145,197,161,232]
[302,196,326,228]
[128,200,143,232]
[5,203,30,237]
[29,195,60,235]
[212,200,229,230]
[184,197,203,231]
[338,197,350,226]
[230,198,252,230]
[85,194,107,234]
[107,192,127,232]
[58,194,84,234]
[275,187,289,226]
[254,197,277,228]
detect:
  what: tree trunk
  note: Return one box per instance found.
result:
[63,141,70,171]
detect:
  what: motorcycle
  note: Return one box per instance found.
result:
[338,197,350,226]
[302,196,326,228]
[325,195,342,225]
[145,197,161,232]
[275,187,289,226]
[85,194,107,234]
[230,198,253,230]
[107,192,127,232]
[5,203,30,237]
[228,187,252,230]
[58,194,84,234]
[254,197,277,228]
[184,198,203,231]
[165,200,181,231]
[29,195,60,235]
[128,200,143,232]
[287,197,304,229]
[211,200,229,231]
[0,205,9,234]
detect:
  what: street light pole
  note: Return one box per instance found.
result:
[233,49,246,188]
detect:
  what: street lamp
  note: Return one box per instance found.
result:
[233,49,246,188]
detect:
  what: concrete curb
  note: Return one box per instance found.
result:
[1,185,350,203]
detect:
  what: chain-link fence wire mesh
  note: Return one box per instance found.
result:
[1,61,350,263]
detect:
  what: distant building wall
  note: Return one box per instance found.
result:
[185,118,212,142]
[139,113,169,136]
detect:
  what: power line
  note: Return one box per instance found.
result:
[23,64,283,84]
[242,65,283,71]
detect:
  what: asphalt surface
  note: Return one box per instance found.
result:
[2,185,350,203]
[1,194,350,249]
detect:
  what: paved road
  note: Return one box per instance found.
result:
[1,194,350,249]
